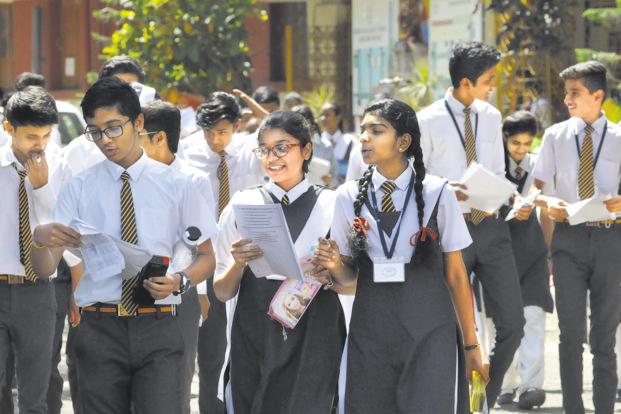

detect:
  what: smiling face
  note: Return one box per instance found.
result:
[470,66,497,102]
[258,128,311,190]
[505,133,533,163]
[86,106,144,169]
[359,112,409,167]
[284,293,303,312]
[4,122,51,164]
[564,78,604,121]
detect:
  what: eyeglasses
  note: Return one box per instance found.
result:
[84,119,132,142]
[252,143,300,160]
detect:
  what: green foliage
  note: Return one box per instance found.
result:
[302,85,335,120]
[583,1,621,28]
[94,0,265,96]
[393,64,436,112]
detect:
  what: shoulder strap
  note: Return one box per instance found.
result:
[257,186,278,204]
[429,181,448,225]
[344,140,354,161]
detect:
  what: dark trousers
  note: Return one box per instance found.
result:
[198,283,227,414]
[177,287,201,414]
[47,279,71,414]
[0,282,56,414]
[552,223,621,414]
[73,312,184,414]
[461,216,525,407]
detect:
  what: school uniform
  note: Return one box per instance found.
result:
[331,167,471,413]
[217,179,346,413]
[61,134,106,175]
[499,153,553,398]
[322,130,355,185]
[533,115,621,414]
[52,151,217,414]
[182,133,265,414]
[418,90,525,406]
[0,144,72,414]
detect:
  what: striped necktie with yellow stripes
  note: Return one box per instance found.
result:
[380,181,397,213]
[14,164,37,282]
[119,171,139,315]
[578,125,595,200]
[217,151,230,219]
[463,107,486,225]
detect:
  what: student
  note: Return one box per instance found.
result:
[322,98,487,413]
[140,100,217,414]
[0,87,72,413]
[14,72,46,91]
[320,102,354,185]
[251,85,280,113]
[533,61,621,414]
[496,111,553,409]
[182,91,265,414]
[283,91,303,111]
[30,77,217,414]
[418,41,525,407]
[213,110,348,413]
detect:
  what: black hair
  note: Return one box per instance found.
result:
[15,72,46,91]
[257,110,313,173]
[142,100,181,154]
[502,111,538,140]
[196,92,241,129]
[98,55,146,83]
[560,60,607,101]
[5,86,58,128]
[252,86,280,106]
[322,102,344,132]
[348,99,428,259]
[283,91,303,108]
[1,91,13,109]
[291,104,321,136]
[449,41,500,89]
[81,76,141,122]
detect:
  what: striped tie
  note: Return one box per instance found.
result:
[578,125,595,200]
[119,171,139,315]
[515,166,524,181]
[217,151,230,219]
[380,181,397,213]
[463,107,486,225]
[14,164,37,282]
[281,194,289,206]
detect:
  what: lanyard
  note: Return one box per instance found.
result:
[367,172,415,259]
[444,100,478,149]
[574,122,607,169]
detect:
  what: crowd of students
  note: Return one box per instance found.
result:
[0,40,620,414]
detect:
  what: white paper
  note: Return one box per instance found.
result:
[460,163,517,213]
[307,157,331,185]
[115,239,152,280]
[565,194,616,225]
[232,204,304,280]
[505,189,541,222]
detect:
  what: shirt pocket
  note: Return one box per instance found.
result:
[595,156,621,194]
[139,207,174,246]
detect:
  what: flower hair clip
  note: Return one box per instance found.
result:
[415,226,438,242]
[352,216,370,235]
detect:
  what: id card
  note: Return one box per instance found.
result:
[372,257,406,283]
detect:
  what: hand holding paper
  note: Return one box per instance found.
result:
[505,190,541,222]
[565,194,616,225]
[459,163,517,213]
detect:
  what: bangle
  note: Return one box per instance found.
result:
[464,343,479,351]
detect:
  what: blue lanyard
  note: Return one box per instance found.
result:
[367,172,415,259]
[444,100,479,149]
[574,122,607,169]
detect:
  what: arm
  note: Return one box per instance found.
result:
[232,89,270,120]
[444,250,489,382]
[213,239,262,301]
[31,223,81,278]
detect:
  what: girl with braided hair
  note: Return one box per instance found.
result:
[315,99,488,413]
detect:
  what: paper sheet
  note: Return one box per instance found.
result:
[460,163,517,213]
[232,204,304,280]
[307,157,331,185]
[505,189,541,222]
[565,194,616,225]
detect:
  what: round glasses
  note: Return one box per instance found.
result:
[252,143,300,160]
[84,119,132,142]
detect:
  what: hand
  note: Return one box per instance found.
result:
[515,204,534,221]
[69,293,81,327]
[232,89,270,120]
[313,238,342,272]
[198,293,210,321]
[605,196,621,213]
[321,175,332,186]
[308,265,332,285]
[230,239,263,267]
[143,274,180,300]
[548,202,568,222]
[449,182,468,201]
[465,347,490,385]
[34,223,81,248]
[24,152,49,189]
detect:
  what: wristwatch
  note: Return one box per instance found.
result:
[173,271,191,296]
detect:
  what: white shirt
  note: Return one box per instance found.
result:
[0,145,72,276]
[508,153,537,198]
[419,89,505,212]
[322,130,353,161]
[61,134,106,175]
[53,152,217,306]
[331,167,472,259]
[532,115,621,203]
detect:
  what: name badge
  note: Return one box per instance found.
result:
[372,257,406,283]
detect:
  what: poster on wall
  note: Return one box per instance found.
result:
[428,0,483,97]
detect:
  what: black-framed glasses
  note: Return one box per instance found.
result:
[252,143,300,160]
[84,119,132,142]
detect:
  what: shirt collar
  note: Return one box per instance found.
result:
[509,154,531,175]
[372,166,413,192]
[103,150,149,182]
[572,113,607,137]
[169,155,182,171]
[0,145,20,169]
[266,177,310,204]
[445,88,479,115]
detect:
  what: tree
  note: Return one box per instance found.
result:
[94,0,267,97]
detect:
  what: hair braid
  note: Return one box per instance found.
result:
[348,165,374,258]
